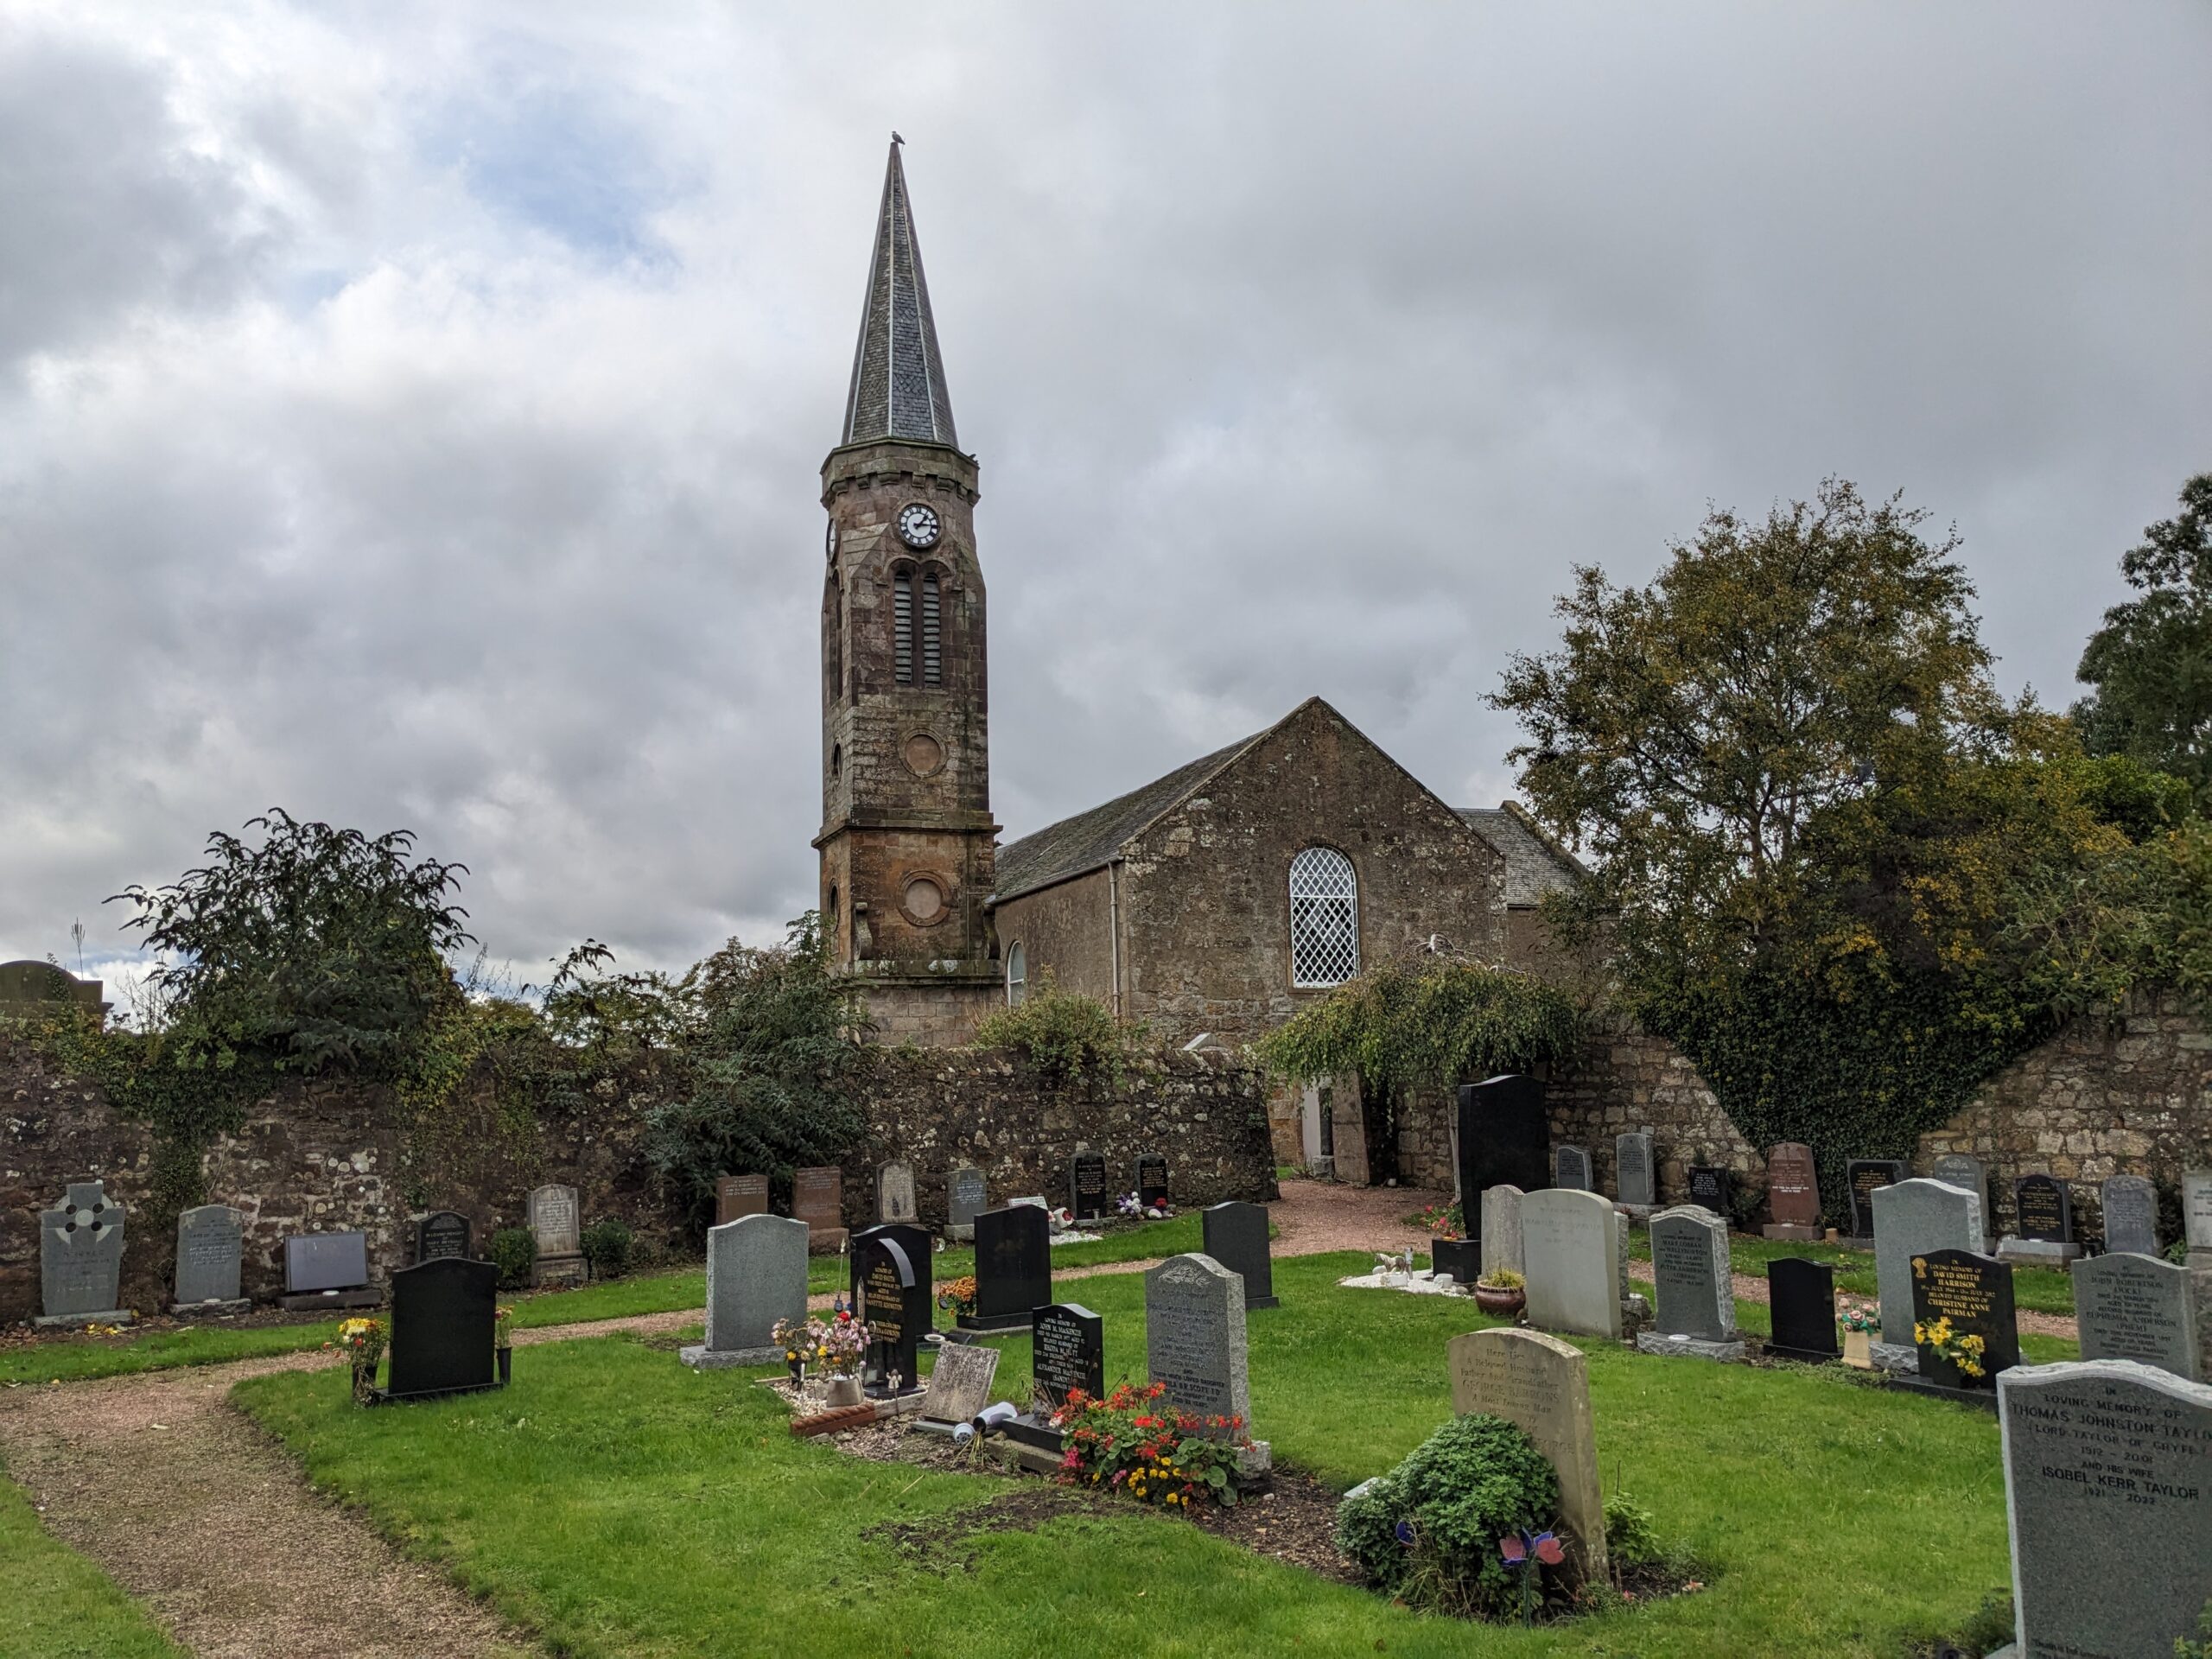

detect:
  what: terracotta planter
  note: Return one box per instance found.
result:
[1473,1286,1526,1318]
[824,1374,864,1408]
[1842,1329,1872,1370]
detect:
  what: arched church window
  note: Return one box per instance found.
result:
[1006,941,1027,1006]
[893,571,915,684]
[1288,846,1359,988]
[921,572,942,685]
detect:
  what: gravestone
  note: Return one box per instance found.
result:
[1068,1151,1109,1223]
[1999,1360,2212,1657]
[946,1166,988,1242]
[1999,1173,2081,1266]
[0,958,104,1017]
[793,1165,849,1254]
[1686,1165,1732,1217]
[1553,1145,1592,1192]
[414,1211,472,1263]
[1145,1254,1262,1465]
[682,1213,809,1370]
[964,1205,1051,1333]
[876,1160,918,1225]
[1764,1257,1840,1363]
[1614,1131,1655,1210]
[1446,1327,1609,1583]
[528,1184,585,1287]
[2073,1252,2203,1381]
[1847,1160,1908,1238]
[1929,1154,1991,1247]
[855,1231,929,1395]
[1201,1201,1277,1309]
[383,1256,499,1401]
[1479,1185,1525,1280]
[1762,1142,1823,1242]
[1431,1237,1481,1285]
[280,1230,378,1312]
[1032,1302,1105,1409]
[1636,1205,1741,1360]
[1905,1248,2018,1400]
[2101,1172,2159,1258]
[37,1181,131,1325]
[2188,1170,2212,1261]
[919,1340,1001,1426]
[1518,1188,1623,1340]
[851,1222,931,1305]
[1135,1153,1170,1211]
[714,1173,769,1227]
[172,1204,247,1314]
[1455,1076,1551,1208]
[1871,1179,1984,1368]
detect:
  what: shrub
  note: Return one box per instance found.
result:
[1335,1414,1561,1617]
[1603,1494,1662,1569]
[971,976,1132,1088]
[489,1227,537,1289]
[581,1217,634,1280]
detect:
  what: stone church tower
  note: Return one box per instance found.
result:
[816,139,1001,1042]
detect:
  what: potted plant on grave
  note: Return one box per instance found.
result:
[1839,1300,1878,1369]
[817,1309,870,1407]
[1473,1267,1526,1318]
[494,1306,513,1385]
[937,1275,978,1319]
[335,1316,386,1404]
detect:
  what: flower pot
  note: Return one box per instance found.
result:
[1473,1287,1526,1318]
[824,1374,863,1408]
[497,1347,512,1385]
[1842,1329,1872,1370]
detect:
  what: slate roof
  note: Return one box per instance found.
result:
[841,138,958,448]
[1455,806,1586,906]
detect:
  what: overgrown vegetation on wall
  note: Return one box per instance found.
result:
[970,976,1141,1087]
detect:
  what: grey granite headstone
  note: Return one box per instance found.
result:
[1929,1154,1990,1248]
[1871,1178,1982,1363]
[1479,1185,1524,1280]
[529,1183,585,1287]
[283,1231,368,1294]
[946,1166,988,1242]
[1519,1188,1623,1340]
[1553,1145,1592,1192]
[1999,1359,2212,1656]
[683,1212,810,1370]
[2187,1170,2212,1258]
[1615,1132,1655,1208]
[38,1181,130,1324]
[1637,1205,1740,1359]
[2101,1173,2159,1258]
[1145,1254,1261,1464]
[2072,1252,2202,1382]
[876,1160,917,1224]
[173,1204,245,1312]
[920,1340,1001,1425]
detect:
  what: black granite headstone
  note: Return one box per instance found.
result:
[1200,1200,1276,1309]
[1847,1160,1908,1238]
[414,1211,472,1263]
[1432,1238,1482,1284]
[1764,1257,1840,1363]
[383,1257,499,1401]
[1456,1077,1552,1229]
[963,1205,1052,1333]
[1906,1248,2019,1399]
[2012,1174,2074,1243]
[1135,1154,1169,1211]
[854,1233,929,1395]
[1069,1152,1109,1223]
[1032,1302,1104,1409]
[850,1222,931,1306]
[1687,1166,1732,1217]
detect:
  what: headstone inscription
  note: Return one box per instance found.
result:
[1479,1185,1525,1280]
[965,1205,1052,1333]
[1145,1254,1264,1466]
[1685,1165,1732,1217]
[1455,1076,1551,1208]
[1446,1328,1609,1583]
[1998,1360,2212,1658]
[1928,1154,1991,1247]
[1636,1205,1741,1359]
[2072,1252,2203,1382]
[1135,1153,1170,1211]
[1553,1145,1592,1192]
[2100,1172,2159,1258]
[946,1166,988,1242]
[172,1204,247,1314]
[1031,1302,1105,1409]
[280,1230,379,1312]
[1762,1142,1823,1242]
[877,1160,918,1225]
[1871,1179,1984,1368]
[854,1232,928,1395]
[793,1165,849,1254]
[850,1222,931,1306]
[528,1184,585,1287]
[414,1211,472,1263]
[715,1173,769,1227]
[919,1340,1001,1427]
[1905,1248,2019,1399]
[1518,1188,1623,1340]
[382,1257,499,1401]
[1201,1201,1277,1309]
[1764,1258,1840,1363]
[1847,1159,1908,1238]
[1999,1173,2081,1265]
[2188,1170,2212,1261]
[1614,1131,1655,1210]
[1069,1151,1109,1223]
[37,1181,131,1325]
[682,1213,810,1370]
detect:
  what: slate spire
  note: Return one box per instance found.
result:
[840,136,959,449]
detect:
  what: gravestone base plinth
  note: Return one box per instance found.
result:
[33,1307,133,1328]
[1000,1413,1067,1454]
[534,1253,587,1288]
[278,1287,383,1313]
[954,1311,1032,1335]
[1996,1236,2082,1266]
[1636,1331,1745,1363]
[170,1297,251,1318]
[1764,1340,1839,1365]
[1761,1224,1823,1243]
[1871,1339,1919,1374]
[680,1343,783,1370]
[1236,1440,1273,1476]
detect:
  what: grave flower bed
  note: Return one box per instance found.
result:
[1052,1381,1250,1510]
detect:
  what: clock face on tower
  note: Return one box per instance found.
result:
[896,502,941,549]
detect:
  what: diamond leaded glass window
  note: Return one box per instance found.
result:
[1289,846,1359,988]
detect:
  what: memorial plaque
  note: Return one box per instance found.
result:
[1455,1076,1551,1208]
[1686,1166,1732,1217]
[1908,1248,2019,1394]
[691,1214,809,1366]
[2073,1252,2202,1381]
[920,1340,1001,1425]
[946,1166,988,1241]
[1999,1360,2212,1657]
[715,1174,768,1227]
[854,1233,928,1393]
[1201,1201,1276,1309]
[876,1160,918,1225]
[284,1231,369,1294]
[2012,1174,2073,1244]
[1872,1179,1985,1351]
[793,1165,849,1254]
[1615,1132,1655,1208]
[414,1211,472,1264]
[39,1181,129,1321]
[384,1257,499,1400]
[1519,1188,1623,1339]
[1647,1205,1735,1343]
[965,1205,1051,1333]
[1447,1328,1608,1582]
[1032,1302,1105,1409]
[1069,1151,1109,1223]
[1765,1258,1840,1363]
[1479,1184,1524,1280]
[1847,1159,1909,1238]
[174,1204,244,1308]
[2101,1173,2159,1258]
[1553,1144,1592,1192]
[1763,1142,1822,1240]
[1144,1254,1249,1430]
[1135,1153,1169,1211]
[2187,1170,2212,1255]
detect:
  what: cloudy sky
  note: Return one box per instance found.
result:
[3,2,2208,989]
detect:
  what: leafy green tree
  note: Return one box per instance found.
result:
[2073,473,2212,797]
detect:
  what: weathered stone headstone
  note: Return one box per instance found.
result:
[37,1181,130,1325]
[1871,1178,1984,1368]
[280,1230,378,1311]
[1614,1131,1655,1209]
[1031,1302,1105,1409]
[2073,1252,2203,1381]
[1069,1151,1109,1223]
[2101,1173,2159,1258]
[1145,1254,1261,1464]
[1764,1257,1840,1363]
[946,1166,988,1242]
[1685,1165,1732,1217]
[1906,1248,2018,1397]
[1762,1142,1823,1242]
[414,1211,472,1264]
[1135,1153,1169,1211]
[1553,1144,1592,1192]
[965,1205,1052,1333]
[876,1160,918,1225]
[1479,1185,1525,1280]
[1456,1076,1551,1209]
[1999,1359,2212,1656]
[1929,1154,1990,1246]
[854,1230,929,1395]
[714,1173,768,1227]
[920,1340,1001,1426]
[2188,1170,2212,1261]
[1518,1188,1623,1340]
[384,1256,499,1400]
[1447,1327,1609,1583]
[793,1165,848,1254]
[1201,1201,1277,1309]
[1637,1205,1741,1359]
[173,1204,247,1314]
[528,1184,584,1287]
[1847,1159,1908,1238]
[682,1213,809,1370]
[1999,1173,2081,1266]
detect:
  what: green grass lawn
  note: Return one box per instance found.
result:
[0,1478,181,1659]
[233,1250,2029,1657]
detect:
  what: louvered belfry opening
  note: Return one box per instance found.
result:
[893,571,915,684]
[921,572,942,685]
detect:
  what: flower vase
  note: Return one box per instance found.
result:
[1842,1329,1872,1370]
[497,1347,512,1385]
[1473,1287,1525,1318]
[825,1374,863,1408]
[351,1365,376,1405]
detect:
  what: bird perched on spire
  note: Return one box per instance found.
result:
[891,130,904,145]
